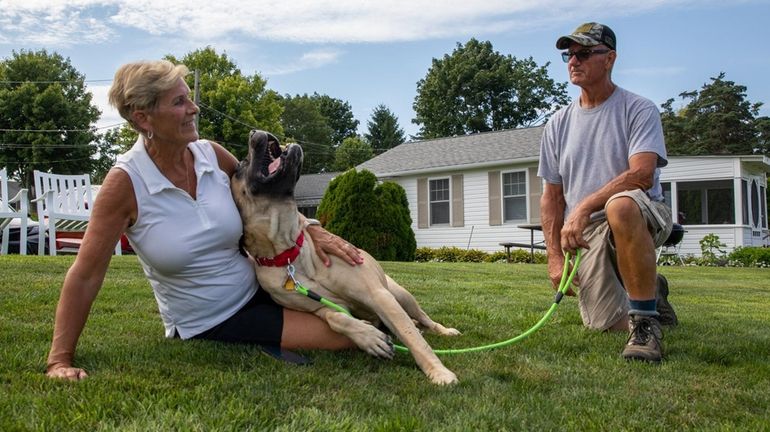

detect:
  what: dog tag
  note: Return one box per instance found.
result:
[283,277,295,291]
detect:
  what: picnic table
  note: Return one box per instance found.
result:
[499,224,545,263]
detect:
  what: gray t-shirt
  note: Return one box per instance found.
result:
[538,86,667,216]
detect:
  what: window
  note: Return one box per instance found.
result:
[677,180,734,225]
[429,178,450,225]
[751,179,760,228]
[502,171,527,222]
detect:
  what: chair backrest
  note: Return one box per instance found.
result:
[33,170,93,218]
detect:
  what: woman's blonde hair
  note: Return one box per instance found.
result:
[108,60,189,132]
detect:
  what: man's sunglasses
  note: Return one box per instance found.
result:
[561,49,611,63]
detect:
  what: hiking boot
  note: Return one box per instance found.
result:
[621,315,663,363]
[656,274,678,326]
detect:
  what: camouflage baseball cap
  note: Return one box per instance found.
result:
[556,22,616,50]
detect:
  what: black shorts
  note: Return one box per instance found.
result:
[191,288,283,345]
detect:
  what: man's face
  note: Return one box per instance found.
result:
[565,42,615,88]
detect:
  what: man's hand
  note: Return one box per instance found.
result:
[560,210,592,254]
[547,254,577,296]
[46,364,88,381]
[306,225,364,267]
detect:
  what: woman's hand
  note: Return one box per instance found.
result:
[46,364,88,381]
[306,225,364,267]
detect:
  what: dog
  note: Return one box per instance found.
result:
[231,130,461,385]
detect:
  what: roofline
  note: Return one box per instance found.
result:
[366,156,540,178]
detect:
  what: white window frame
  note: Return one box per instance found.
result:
[428,177,451,226]
[501,169,528,223]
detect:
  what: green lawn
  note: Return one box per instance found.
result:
[1,255,769,431]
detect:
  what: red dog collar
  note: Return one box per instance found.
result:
[255,231,305,267]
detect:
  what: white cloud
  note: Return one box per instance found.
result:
[261,49,343,76]
[87,83,124,130]
[0,0,710,46]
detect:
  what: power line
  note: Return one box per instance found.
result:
[0,79,113,84]
[0,122,126,133]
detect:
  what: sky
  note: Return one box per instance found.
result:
[1,0,769,140]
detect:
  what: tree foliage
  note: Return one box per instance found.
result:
[280,94,335,173]
[412,38,569,139]
[311,93,359,145]
[317,169,415,261]
[333,136,374,171]
[661,72,769,155]
[365,104,406,152]
[0,49,100,189]
[166,47,283,159]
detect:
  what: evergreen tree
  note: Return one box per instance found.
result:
[317,169,415,261]
[365,104,406,152]
[662,72,768,155]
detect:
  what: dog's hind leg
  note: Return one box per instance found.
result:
[384,275,460,337]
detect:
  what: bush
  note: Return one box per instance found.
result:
[317,169,416,261]
[413,247,546,264]
[728,246,770,268]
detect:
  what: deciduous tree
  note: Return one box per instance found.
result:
[0,49,100,189]
[412,38,569,139]
[166,47,283,159]
[333,136,374,171]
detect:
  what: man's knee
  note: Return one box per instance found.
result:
[606,196,643,224]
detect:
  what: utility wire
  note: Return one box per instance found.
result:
[0,122,126,133]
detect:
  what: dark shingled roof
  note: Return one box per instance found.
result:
[295,172,340,206]
[358,126,543,176]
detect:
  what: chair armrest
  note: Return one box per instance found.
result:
[31,189,54,203]
[8,188,28,204]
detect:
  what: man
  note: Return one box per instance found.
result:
[538,22,678,363]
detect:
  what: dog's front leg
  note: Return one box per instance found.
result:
[316,309,395,359]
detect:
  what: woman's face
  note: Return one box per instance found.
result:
[143,78,199,145]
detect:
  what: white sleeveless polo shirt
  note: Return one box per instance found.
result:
[115,137,257,339]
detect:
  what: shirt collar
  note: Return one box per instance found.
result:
[128,135,215,195]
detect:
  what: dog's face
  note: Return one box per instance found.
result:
[232,130,303,199]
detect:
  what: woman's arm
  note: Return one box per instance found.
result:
[46,168,136,380]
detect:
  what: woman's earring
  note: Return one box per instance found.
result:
[147,130,154,140]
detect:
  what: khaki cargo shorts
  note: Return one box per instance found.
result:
[576,189,672,330]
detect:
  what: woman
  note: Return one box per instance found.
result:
[46,60,361,380]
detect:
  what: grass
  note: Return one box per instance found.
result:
[1,255,769,431]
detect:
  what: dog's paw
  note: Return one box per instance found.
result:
[356,327,395,359]
[428,368,458,385]
[432,323,462,337]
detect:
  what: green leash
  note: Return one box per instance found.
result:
[286,250,581,355]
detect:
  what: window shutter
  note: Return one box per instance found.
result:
[417,177,429,228]
[528,166,542,223]
[451,174,464,227]
[488,171,501,226]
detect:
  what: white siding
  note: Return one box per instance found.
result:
[383,156,768,256]
[660,157,736,181]
[394,165,544,253]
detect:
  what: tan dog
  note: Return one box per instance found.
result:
[231,130,460,385]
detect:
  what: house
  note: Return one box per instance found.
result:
[295,172,340,218]
[357,126,770,256]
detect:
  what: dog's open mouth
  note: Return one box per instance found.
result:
[249,130,287,181]
[244,130,303,192]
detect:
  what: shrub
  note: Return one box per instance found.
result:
[728,246,770,268]
[317,169,416,261]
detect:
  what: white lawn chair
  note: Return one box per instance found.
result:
[32,170,121,256]
[1,167,29,255]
